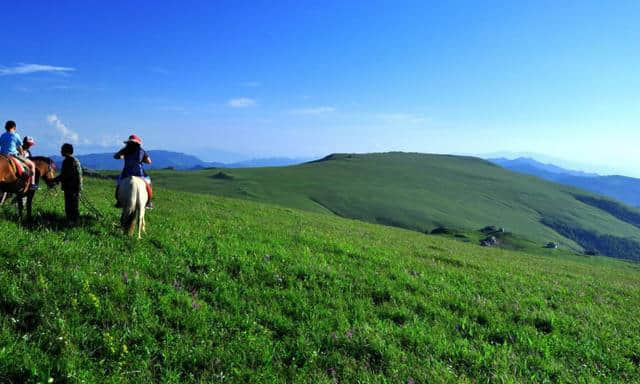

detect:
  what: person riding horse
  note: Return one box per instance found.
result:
[0,121,37,190]
[114,134,153,209]
[22,136,35,158]
[0,123,57,219]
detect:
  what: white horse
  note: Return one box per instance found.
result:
[117,176,148,239]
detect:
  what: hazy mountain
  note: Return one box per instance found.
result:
[490,157,598,178]
[479,151,623,175]
[51,151,307,170]
[491,157,640,207]
[51,150,222,170]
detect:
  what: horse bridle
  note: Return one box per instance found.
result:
[33,158,57,189]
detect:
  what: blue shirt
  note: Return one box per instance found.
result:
[121,147,148,178]
[0,132,22,156]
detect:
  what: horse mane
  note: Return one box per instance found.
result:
[30,156,54,164]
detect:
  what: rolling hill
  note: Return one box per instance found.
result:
[491,157,640,208]
[149,152,640,261]
[0,176,638,382]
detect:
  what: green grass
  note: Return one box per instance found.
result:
[1,177,639,383]
[150,152,640,260]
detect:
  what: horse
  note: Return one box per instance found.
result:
[117,176,148,239]
[0,155,57,219]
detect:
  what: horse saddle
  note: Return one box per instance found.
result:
[1,155,30,178]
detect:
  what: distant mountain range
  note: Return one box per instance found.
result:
[491,157,640,207]
[50,151,308,171]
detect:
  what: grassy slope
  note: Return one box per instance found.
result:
[151,152,640,256]
[1,178,639,383]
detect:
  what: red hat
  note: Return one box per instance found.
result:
[23,136,35,146]
[124,134,142,145]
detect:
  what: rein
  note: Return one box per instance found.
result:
[79,193,103,219]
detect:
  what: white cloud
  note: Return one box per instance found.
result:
[228,98,257,108]
[289,106,336,115]
[0,63,75,76]
[46,114,86,144]
[240,81,261,87]
[98,135,124,148]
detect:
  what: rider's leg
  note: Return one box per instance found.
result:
[114,185,122,208]
[144,178,153,209]
[24,158,37,189]
[114,176,122,208]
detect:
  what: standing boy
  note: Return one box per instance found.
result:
[53,143,83,222]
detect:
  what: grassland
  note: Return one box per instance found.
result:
[150,152,640,260]
[1,176,639,383]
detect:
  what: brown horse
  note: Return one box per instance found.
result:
[0,155,57,219]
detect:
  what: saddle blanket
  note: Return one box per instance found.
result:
[0,155,30,177]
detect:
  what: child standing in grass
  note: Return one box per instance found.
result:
[53,143,83,222]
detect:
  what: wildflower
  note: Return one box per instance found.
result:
[103,332,116,354]
[345,329,353,339]
[88,293,100,310]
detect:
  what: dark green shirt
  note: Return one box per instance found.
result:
[55,156,83,192]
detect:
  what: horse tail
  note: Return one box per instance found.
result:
[135,178,147,239]
[118,177,148,238]
[119,178,137,235]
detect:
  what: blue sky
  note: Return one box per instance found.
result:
[1,1,639,174]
